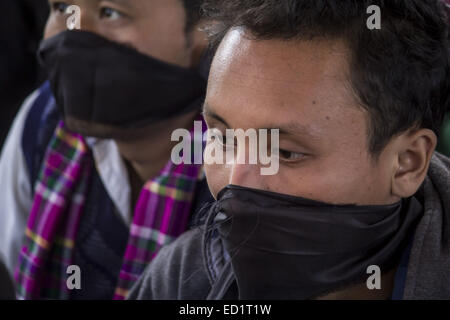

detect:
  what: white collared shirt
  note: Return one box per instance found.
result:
[0,90,133,277]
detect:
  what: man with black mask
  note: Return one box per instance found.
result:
[129,0,450,300]
[0,0,213,300]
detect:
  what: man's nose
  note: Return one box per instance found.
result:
[227,137,267,189]
[229,162,263,189]
[79,11,97,33]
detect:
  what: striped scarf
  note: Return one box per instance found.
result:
[15,120,204,300]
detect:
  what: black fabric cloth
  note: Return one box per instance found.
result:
[69,169,128,300]
[0,0,48,147]
[69,168,213,300]
[209,185,423,300]
[0,259,15,300]
[38,30,207,130]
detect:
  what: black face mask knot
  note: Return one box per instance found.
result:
[38,30,207,130]
[209,185,423,300]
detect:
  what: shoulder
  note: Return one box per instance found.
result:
[21,81,59,149]
[128,227,212,300]
[21,82,60,185]
[404,152,450,299]
[425,153,450,216]
[0,85,42,187]
[0,86,45,275]
[1,86,41,157]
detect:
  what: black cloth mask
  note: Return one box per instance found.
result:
[207,185,423,300]
[38,30,207,129]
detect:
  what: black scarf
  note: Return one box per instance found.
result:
[38,30,207,129]
[206,185,423,300]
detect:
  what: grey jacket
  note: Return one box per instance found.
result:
[128,153,450,300]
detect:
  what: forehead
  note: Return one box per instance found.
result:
[206,28,366,137]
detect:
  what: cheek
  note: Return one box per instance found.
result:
[286,158,392,205]
[204,163,230,200]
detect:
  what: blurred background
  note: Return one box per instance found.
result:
[0,0,49,148]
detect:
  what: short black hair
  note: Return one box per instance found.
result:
[181,0,204,32]
[202,0,450,155]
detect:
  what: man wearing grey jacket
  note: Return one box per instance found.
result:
[129,0,450,300]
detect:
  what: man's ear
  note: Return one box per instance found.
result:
[187,21,209,67]
[391,128,437,198]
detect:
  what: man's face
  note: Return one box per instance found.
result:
[45,0,204,138]
[45,0,194,67]
[203,29,402,206]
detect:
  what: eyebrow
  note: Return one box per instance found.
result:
[93,0,132,8]
[202,103,230,127]
[202,102,321,139]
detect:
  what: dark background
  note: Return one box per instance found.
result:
[0,0,49,148]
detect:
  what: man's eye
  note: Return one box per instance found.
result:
[100,7,123,20]
[51,2,69,14]
[279,149,305,162]
[207,129,235,149]
[215,133,233,149]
